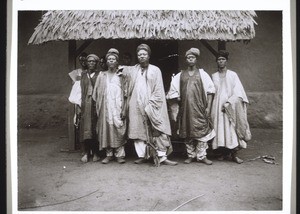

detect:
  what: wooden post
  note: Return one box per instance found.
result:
[200,40,218,57]
[218,41,226,51]
[67,40,77,151]
[200,40,227,56]
[76,40,93,57]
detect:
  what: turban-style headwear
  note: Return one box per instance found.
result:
[216,50,229,60]
[185,48,200,58]
[136,44,151,56]
[86,54,100,62]
[106,48,119,61]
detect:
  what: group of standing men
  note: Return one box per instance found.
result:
[68,43,251,167]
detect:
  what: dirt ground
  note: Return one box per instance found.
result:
[17,128,282,212]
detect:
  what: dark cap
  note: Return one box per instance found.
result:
[216,50,229,60]
[136,44,151,56]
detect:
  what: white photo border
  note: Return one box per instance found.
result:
[8,0,295,214]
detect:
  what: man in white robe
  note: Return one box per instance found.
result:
[211,50,251,164]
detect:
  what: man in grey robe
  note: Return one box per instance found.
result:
[122,44,178,166]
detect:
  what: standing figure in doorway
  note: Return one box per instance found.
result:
[99,56,108,71]
[211,50,251,164]
[121,52,133,66]
[93,48,127,164]
[79,54,101,163]
[167,48,216,165]
[122,44,178,166]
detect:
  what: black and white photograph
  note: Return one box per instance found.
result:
[8,0,294,213]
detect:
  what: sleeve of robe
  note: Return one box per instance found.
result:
[166,72,181,99]
[119,66,132,119]
[92,72,105,117]
[199,69,216,96]
[165,72,181,122]
[69,69,82,83]
[230,70,249,103]
[144,66,172,135]
[224,95,252,142]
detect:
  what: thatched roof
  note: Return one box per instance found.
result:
[28,10,257,45]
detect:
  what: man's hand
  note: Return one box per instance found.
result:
[205,107,210,116]
[113,116,124,128]
[222,103,229,112]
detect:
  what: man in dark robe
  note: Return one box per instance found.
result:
[167,48,216,165]
[79,54,101,162]
[68,52,88,149]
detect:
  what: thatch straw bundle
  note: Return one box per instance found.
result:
[28,10,257,44]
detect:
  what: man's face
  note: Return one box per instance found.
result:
[79,57,87,68]
[186,54,197,67]
[106,55,118,69]
[137,50,150,66]
[122,55,131,66]
[87,57,98,71]
[217,57,227,68]
[99,58,106,68]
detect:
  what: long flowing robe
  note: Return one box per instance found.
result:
[79,70,99,142]
[211,69,250,150]
[167,69,216,141]
[92,71,126,150]
[123,64,171,143]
